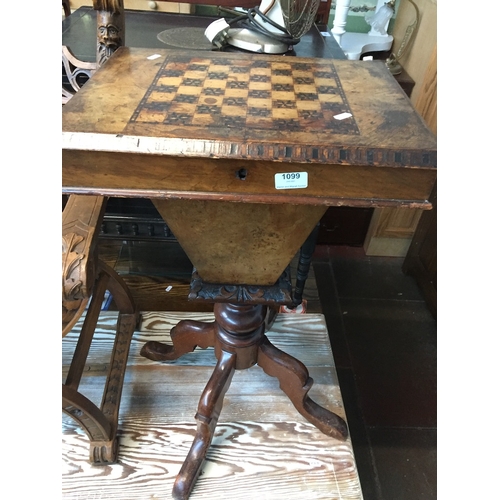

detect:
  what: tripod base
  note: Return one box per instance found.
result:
[141,302,348,499]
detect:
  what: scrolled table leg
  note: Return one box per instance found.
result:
[257,336,348,441]
[172,350,236,500]
[140,320,216,361]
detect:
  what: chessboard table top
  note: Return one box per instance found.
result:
[62,47,436,209]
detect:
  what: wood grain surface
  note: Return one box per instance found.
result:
[62,49,436,162]
[62,311,363,499]
[62,48,436,209]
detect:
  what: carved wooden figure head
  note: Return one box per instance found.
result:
[94,0,125,66]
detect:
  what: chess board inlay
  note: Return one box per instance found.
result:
[129,54,360,135]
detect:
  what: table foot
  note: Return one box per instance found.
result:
[89,438,118,464]
[257,336,348,441]
[140,320,216,361]
[172,350,236,500]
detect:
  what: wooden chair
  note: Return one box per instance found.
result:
[62,195,139,464]
[62,46,97,104]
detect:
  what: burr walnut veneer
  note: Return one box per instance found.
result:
[62,47,436,499]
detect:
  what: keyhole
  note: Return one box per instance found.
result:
[236,168,247,180]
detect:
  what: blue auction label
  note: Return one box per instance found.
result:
[274,172,308,189]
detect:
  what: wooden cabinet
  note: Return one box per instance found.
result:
[68,0,193,14]
[363,206,423,256]
[363,0,437,257]
[67,0,332,24]
[363,45,436,255]
[402,183,436,317]
[401,42,437,315]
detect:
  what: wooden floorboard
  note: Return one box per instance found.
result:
[62,312,362,499]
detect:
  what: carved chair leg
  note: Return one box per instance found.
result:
[62,386,110,442]
[172,350,236,500]
[65,272,109,390]
[62,195,139,464]
[63,385,118,463]
[63,273,111,463]
[63,281,136,463]
[141,320,216,362]
[95,310,136,459]
[257,336,348,441]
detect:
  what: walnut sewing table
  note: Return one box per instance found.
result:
[62,47,436,499]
